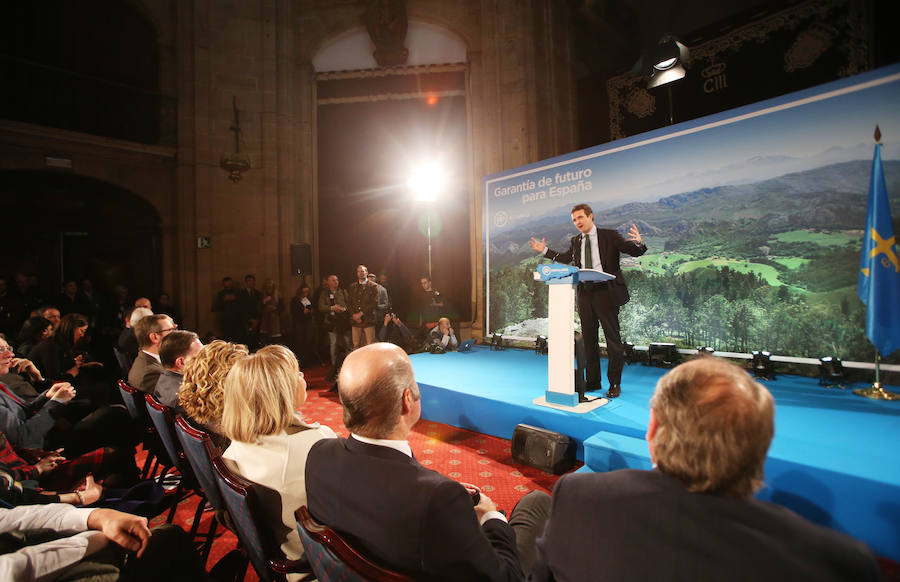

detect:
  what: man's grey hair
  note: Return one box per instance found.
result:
[339,357,419,439]
[129,307,153,327]
[651,357,774,498]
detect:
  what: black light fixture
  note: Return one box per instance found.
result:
[751,350,776,380]
[697,346,715,357]
[818,356,846,388]
[648,35,690,89]
[648,342,679,368]
[490,332,505,351]
[535,335,548,355]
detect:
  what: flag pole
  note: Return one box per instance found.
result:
[854,350,900,400]
[854,125,900,400]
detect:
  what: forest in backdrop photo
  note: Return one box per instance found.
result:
[484,65,900,365]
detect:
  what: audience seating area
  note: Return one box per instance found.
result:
[121,364,559,581]
[2,285,894,581]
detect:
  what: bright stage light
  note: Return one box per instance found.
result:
[407,162,447,202]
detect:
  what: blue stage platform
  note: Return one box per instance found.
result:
[410,346,900,561]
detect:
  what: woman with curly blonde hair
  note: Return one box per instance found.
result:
[177,340,248,449]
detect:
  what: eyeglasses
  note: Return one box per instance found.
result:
[158,325,178,335]
[0,345,12,353]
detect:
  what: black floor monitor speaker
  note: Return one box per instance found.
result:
[290,243,312,275]
[511,424,576,474]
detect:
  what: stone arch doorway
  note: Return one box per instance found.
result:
[0,170,163,307]
[312,21,472,324]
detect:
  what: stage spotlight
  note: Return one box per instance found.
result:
[407,161,447,202]
[697,346,715,357]
[648,342,679,368]
[490,332,505,351]
[648,35,690,89]
[623,341,638,364]
[535,335,548,355]
[818,356,846,388]
[751,350,776,380]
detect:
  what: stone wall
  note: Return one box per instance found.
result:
[0,0,577,337]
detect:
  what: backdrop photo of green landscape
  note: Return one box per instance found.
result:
[488,158,900,364]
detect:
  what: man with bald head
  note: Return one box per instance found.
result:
[305,343,529,580]
[530,357,879,582]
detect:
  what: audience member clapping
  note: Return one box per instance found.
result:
[221,344,336,573]
[28,314,109,407]
[0,335,137,485]
[178,340,248,451]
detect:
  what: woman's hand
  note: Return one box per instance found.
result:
[77,475,103,505]
[34,450,66,474]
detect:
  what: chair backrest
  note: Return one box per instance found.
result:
[117,379,147,423]
[295,506,413,582]
[113,346,133,379]
[212,456,310,582]
[145,394,194,483]
[174,416,225,513]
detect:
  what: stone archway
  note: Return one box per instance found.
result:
[311,20,473,323]
[0,170,163,304]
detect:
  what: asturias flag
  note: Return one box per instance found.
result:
[858,143,900,356]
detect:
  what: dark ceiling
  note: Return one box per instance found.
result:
[567,0,900,147]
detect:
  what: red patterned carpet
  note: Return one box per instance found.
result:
[146,364,575,578]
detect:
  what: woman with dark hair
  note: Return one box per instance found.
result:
[29,313,108,406]
[15,317,53,359]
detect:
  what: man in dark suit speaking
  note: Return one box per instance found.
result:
[530,357,880,582]
[305,342,545,580]
[528,203,646,399]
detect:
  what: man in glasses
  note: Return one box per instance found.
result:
[128,315,176,394]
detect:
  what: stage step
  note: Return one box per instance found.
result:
[583,431,653,472]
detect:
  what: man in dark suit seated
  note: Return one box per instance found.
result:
[306,343,542,581]
[128,314,176,394]
[530,357,881,582]
[154,330,202,407]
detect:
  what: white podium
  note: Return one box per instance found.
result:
[535,263,615,408]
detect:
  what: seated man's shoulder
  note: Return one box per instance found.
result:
[747,496,877,558]
[309,435,347,456]
[556,468,655,494]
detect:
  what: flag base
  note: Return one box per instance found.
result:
[853,382,900,400]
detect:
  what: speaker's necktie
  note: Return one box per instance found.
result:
[585,234,593,269]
